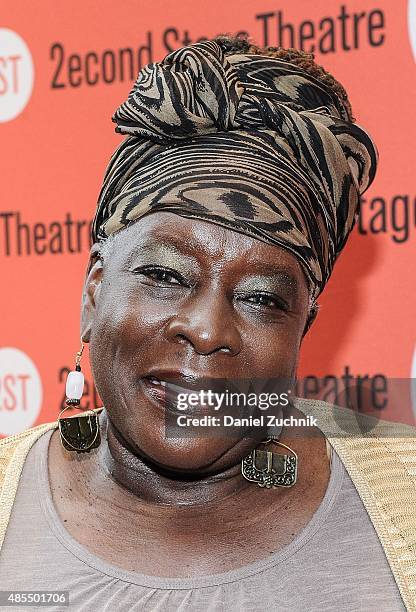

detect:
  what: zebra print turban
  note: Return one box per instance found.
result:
[92,39,378,302]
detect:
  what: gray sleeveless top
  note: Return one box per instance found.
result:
[0,426,405,611]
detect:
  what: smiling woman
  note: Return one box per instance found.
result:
[1,34,416,612]
[84,212,311,475]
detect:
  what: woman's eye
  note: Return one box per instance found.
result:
[148,269,180,284]
[242,293,288,311]
[132,266,184,285]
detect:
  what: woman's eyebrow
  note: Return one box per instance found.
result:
[125,242,199,266]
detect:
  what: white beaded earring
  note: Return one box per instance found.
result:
[66,339,85,406]
[58,337,101,453]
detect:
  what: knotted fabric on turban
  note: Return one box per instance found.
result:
[92,40,378,301]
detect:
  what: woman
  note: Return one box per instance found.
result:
[1,35,415,611]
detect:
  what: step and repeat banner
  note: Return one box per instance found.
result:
[1,0,415,435]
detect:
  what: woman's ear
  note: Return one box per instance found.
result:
[80,243,104,343]
[302,304,319,338]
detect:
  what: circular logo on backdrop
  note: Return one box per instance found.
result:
[0,28,34,122]
[409,0,416,62]
[0,347,42,436]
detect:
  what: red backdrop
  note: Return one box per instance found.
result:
[1,0,415,435]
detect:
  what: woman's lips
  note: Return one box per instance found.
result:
[144,376,167,393]
[140,376,193,417]
[139,375,215,417]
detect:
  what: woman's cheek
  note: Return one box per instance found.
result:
[243,324,300,377]
[90,292,171,388]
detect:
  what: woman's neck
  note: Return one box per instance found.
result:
[92,407,329,510]
[97,409,255,507]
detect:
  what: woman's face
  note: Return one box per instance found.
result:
[82,211,312,474]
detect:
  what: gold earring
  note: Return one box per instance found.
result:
[241,436,298,488]
[58,337,101,453]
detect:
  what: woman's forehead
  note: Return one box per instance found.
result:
[107,212,307,285]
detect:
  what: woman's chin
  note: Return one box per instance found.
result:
[136,434,242,475]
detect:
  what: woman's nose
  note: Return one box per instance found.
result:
[164,290,241,356]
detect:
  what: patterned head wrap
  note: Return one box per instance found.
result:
[92,40,378,302]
